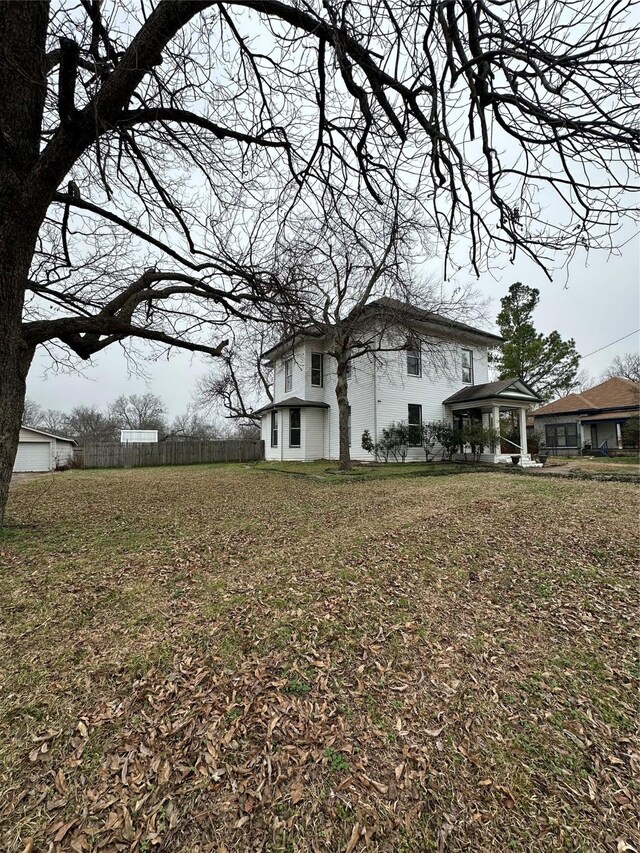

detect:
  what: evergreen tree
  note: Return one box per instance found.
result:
[496,284,580,401]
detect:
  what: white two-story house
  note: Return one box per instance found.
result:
[255,298,541,463]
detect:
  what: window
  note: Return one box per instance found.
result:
[289,408,301,447]
[348,405,352,447]
[284,358,293,392]
[545,423,578,448]
[345,358,352,378]
[461,348,473,384]
[408,404,422,446]
[270,411,278,447]
[407,345,421,377]
[311,352,324,387]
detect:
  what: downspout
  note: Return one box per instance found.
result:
[373,357,378,443]
[280,410,284,463]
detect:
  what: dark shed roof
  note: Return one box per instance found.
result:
[253,397,330,416]
[443,378,542,405]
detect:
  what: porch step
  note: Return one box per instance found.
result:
[494,453,542,468]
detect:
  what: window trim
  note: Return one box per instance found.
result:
[311,352,324,387]
[406,344,421,377]
[289,407,301,448]
[270,410,278,448]
[461,348,474,384]
[408,403,423,446]
[284,357,293,392]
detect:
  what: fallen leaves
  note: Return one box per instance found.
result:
[1,466,638,851]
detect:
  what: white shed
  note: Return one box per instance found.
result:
[14,427,77,472]
[120,429,158,444]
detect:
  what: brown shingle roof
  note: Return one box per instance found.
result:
[533,378,640,417]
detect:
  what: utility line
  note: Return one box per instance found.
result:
[581,328,640,360]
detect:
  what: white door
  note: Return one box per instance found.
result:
[13,442,51,472]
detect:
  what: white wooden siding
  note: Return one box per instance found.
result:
[274,346,306,402]
[304,409,325,459]
[264,331,491,461]
[53,439,75,466]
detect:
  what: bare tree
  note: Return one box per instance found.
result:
[1,1,639,521]
[217,206,489,469]
[22,398,43,428]
[165,408,229,441]
[39,409,69,434]
[564,368,597,396]
[109,393,168,434]
[603,352,640,383]
[197,325,279,425]
[64,406,119,444]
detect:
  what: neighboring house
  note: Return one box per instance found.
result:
[255,299,542,463]
[14,426,76,472]
[532,377,640,456]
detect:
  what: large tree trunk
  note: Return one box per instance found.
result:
[335,357,351,471]
[0,4,49,524]
[0,264,36,525]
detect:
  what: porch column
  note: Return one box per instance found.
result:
[518,407,528,457]
[492,405,501,435]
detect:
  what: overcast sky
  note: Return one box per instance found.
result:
[26,224,639,419]
[24,3,640,420]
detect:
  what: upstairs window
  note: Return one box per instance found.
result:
[284,358,293,392]
[345,358,352,379]
[311,352,324,387]
[289,408,301,447]
[270,411,278,447]
[408,404,423,446]
[461,349,473,384]
[407,345,421,377]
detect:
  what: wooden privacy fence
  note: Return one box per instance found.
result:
[76,440,264,469]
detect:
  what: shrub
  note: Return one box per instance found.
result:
[621,416,639,448]
[420,421,438,461]
[431,420,463,460]
[361,429,375,455]
[381,421,410,462]
[527,431,540,455]
[460,422,500,461]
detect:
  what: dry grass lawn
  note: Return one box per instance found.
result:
[1,464,638,852]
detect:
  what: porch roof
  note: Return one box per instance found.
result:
[443,377,542,407]
[579,409,638,423]
[253,397,330,416]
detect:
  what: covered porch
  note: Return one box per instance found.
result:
[443,378,543,466]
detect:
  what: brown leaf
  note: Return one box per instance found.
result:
[345,822,361,853]
[290,781,305,804]
[54,768,67,795]
[53,819,77,843]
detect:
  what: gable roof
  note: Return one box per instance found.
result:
[443,377,543,405]
[261,297,503,362]
[533,378,640,418]
[21,425,77,444]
